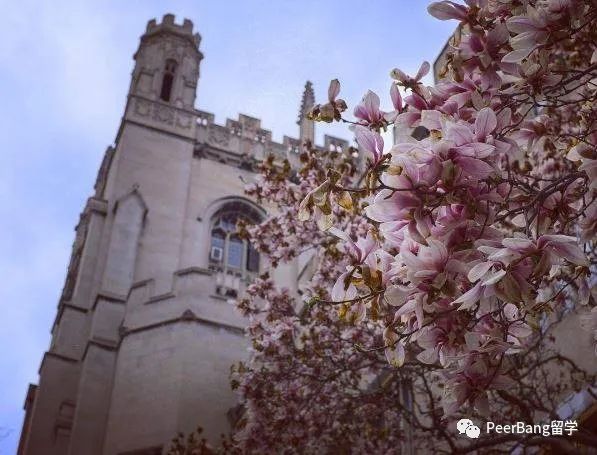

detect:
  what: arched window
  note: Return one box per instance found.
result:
[209,201,262,277]
[160,59,177,102]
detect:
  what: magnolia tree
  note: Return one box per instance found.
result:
[172,0,597,453]
[232,146,407,453]
[225,147,596,453]
[302,0,597,418]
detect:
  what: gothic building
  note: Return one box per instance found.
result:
[18,14,347,455]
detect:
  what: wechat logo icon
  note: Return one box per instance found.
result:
[457,418,481,439]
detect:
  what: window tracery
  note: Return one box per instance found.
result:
[208,201,262,297]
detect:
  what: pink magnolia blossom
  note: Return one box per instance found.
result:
[391,61,431,88]
[354,126,385,165]
[234,2,597,447]
[353,90,385,127]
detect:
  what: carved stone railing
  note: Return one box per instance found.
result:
[126,95,197,139]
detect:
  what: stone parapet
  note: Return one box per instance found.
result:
[195,109,349,166]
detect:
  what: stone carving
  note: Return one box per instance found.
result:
[134,98,152,117]
[133,97,193,130]
[153,104,175,125]
[208,124,231,147]
[176,112,193,129]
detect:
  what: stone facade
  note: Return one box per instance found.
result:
[18,14,348,455]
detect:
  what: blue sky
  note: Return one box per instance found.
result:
[0,0,454,451]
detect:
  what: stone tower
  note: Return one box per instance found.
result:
[18,14,347,455]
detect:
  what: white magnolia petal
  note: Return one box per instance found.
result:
[468,261,494,282]
[453,283,483,310]
[481,269,507,286]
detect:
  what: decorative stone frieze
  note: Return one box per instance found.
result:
[127,95,198,139]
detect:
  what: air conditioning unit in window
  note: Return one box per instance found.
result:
[210,246,223,262]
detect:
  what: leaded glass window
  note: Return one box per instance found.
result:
[208,201,262,276]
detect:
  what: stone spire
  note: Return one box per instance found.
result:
[297,81,315,144]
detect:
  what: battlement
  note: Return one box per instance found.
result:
[194,109,350,166]
[144,14,201,47]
